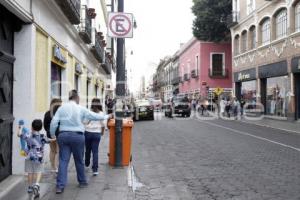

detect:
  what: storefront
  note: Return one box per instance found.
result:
[291,57,300,120]
[51,44,67,98]
[234,68,257,106]
[259,61,290,118]
[75,62,83,92]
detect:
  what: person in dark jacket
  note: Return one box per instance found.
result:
[43,98,62,173]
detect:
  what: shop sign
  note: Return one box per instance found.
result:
[53,45,67,64]
[238,73,250,81]
[234,68,256,82]
[258,60,287,78]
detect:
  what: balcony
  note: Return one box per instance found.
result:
[208,68,229,79]
[172,77,181,85]
[184,73,190,81]
[90,35,104,63]
[55,0,81,24]
[191,69,198,78]
[226,11,239,28]
[101,53,112,75]
[78,5,92,44]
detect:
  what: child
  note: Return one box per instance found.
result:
[17,119,55,198]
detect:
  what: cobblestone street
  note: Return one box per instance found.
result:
[129,114,300,200]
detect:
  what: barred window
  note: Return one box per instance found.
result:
[249,26,256,49]
[295,3,300,32]
[241,31,247,53]
[234,35,240,55]
[261,19,270,45]
[275,9,287,39]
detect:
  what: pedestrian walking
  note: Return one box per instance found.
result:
[220,98,226,117]
[17,119,54,198]
[105,97,114,114]
[50,90,113,194]
[84,98,105,176]
[43,98,62,173]
[232,98,240,119]
[225,98,231,118]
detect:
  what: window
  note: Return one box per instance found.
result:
[234,35,240,55]
[86,80,90,108]
[249,26,256,49]
[74,74,79,92]
[211,53,224,76]
[261,19,271,45]
[241,31,247,53]
[296,3,300,32]
[275,9,287,39]
[195,55,199,75]
[51,63,62,98]
[95,85,98,97]
[247,0,255,15]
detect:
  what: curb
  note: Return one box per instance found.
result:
[0,175,24,200]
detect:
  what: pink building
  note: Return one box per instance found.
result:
[179,37,232,99]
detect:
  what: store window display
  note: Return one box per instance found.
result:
[266,76,290,117]
[241,80,257,108]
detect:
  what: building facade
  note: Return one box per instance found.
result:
[230,0,300,121]
[0,0,115,181]
[179,37,233,99]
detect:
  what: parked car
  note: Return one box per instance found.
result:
[172,96,191,117]
[133,99,154,121]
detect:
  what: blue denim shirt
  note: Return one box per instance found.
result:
[50,101,109,137]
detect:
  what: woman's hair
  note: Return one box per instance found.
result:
[50,98,62,117]
[91,98,103,113]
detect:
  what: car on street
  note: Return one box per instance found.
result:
[172,96,191,117]
[133,99,154,121]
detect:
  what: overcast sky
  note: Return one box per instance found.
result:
[124,0,194,93]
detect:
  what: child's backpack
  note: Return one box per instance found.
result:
[18,120,30,157]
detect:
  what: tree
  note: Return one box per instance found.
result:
[192,0,232,42]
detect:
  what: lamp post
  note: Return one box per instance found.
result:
[114,0,125,167]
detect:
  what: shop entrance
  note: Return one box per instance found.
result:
[295,74,300,120]
[0,5,16,181]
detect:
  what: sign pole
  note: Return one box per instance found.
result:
[114,0,125,167]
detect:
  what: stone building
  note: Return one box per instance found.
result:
[230,0,300,121]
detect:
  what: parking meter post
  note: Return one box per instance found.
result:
[114,0,125,168]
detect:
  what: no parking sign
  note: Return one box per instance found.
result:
[108,12,133,38]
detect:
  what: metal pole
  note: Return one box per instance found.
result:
[114,0,125,167]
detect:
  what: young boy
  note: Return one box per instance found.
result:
[17,119,55,198]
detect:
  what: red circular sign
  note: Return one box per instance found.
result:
[109,14,132,37]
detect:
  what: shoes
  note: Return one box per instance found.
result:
[27,186,33,194]
[56,187,64,194]
[78,182,88,188]
[32,184,40,198]
[92,171,99,176]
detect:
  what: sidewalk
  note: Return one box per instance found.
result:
[240,117,300,134]
[1,134,131,200]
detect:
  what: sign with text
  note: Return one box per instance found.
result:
[108,12,133,38]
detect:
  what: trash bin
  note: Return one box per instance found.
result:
[107,118,134,166]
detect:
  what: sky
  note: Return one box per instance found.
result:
[124,0,195,93]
